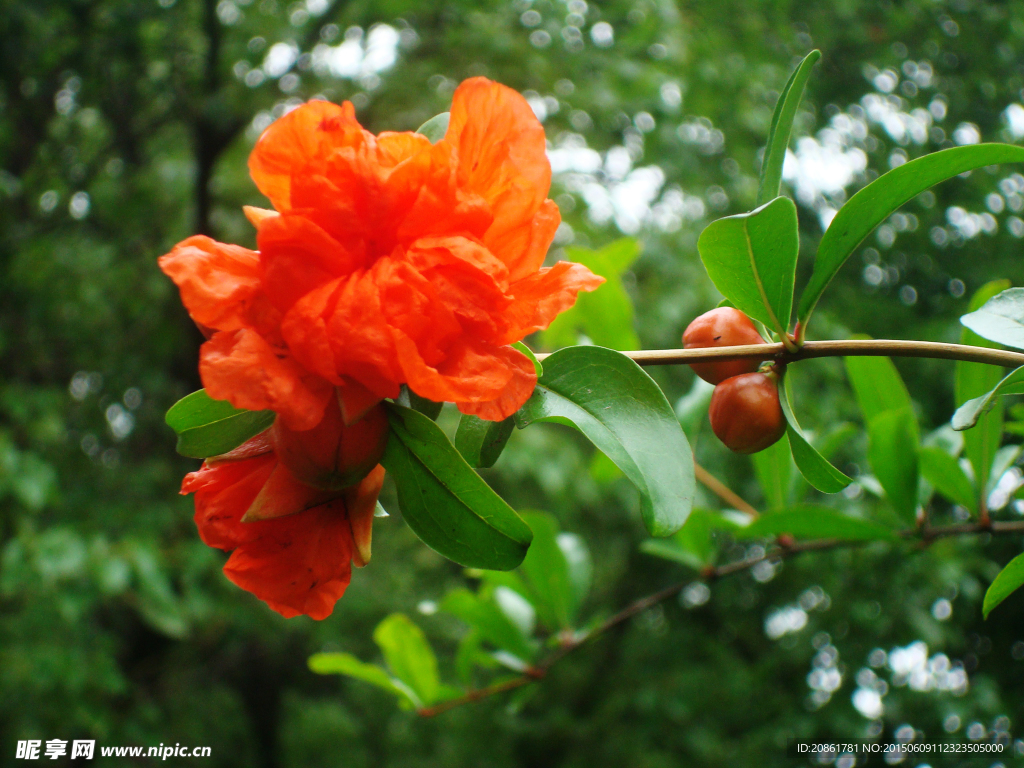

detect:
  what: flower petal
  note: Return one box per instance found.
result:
[200,329,334,430]
[158,236,266,333]
[499,261,606,343]
[184,453,276,550]
[249,100,365,211]
[444,78,556,279]
[223,498,354,620]
[345,465,385,567]
[241,461,336,522]
[455,344,537,421]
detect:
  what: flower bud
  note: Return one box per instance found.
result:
[709,372,786,454]
[683,307,766,384]
[270,391,389,490]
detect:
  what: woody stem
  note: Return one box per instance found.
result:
[416,519,1024,718]
[536,340,1024,369]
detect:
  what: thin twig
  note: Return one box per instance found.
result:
[417,518,1024,717]
[535,340,1024,369]
[694,462,759,518]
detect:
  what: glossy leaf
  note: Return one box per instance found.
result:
[454,414,515,469]
[164,389,275,459]
[308,652,421,710]
[960,287,1024,349]
[697,196,799,337]
[983,552,1024,619]
[541,238,642,351]
[958,281,1011,500]
[441,588,537,663]
[757,49,821,205]
[867,408,919,523]
[918,447,977,513]
[381,404,533,570]
[640,508,743,568]
[415,112,450,143]
[779,377,851,493]
[737,505,896,541]
[396,385,443,421]
[373,614,440,707]
[518,512,578,629]
[844,352,918,440]
[512,341,544,377]
[514,346,695,536]
[752,435,793,510]
[798,144,1024,324]
[953,366,1024,431]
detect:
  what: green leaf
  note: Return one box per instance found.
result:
[164,389,275,459]
[308,653,422,710]
[779,377,851,493]
[844,352,918,440]
[454,414,516,469]
[958,280,1011,500]
[757,49,821,205]
[441,588,537,663]
[514,346,695,536]
[867,408,920,523]
[396,385,443,421]
[541,238,642,351]
[752,435,793,510]
[983,552,1024,619]
[960,287,1024,349]
[415,112,450,144]
[798,144,1024,325]
[640,508,743,568]
[697,196,799,337]
[373,614,440,706]
[512,341,544,377]
[918,447,977,513]
[953,366,1024,431]
[518,512,578,629]
[380,404,533,570]
[737,505,896,541]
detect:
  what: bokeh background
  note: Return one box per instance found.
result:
[4,0,1024,764]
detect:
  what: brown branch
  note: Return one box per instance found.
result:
[535,340,1024,369]
[694,462,759,518]
[417,518,1024,717]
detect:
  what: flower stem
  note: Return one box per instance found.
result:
[537,339,1024,369]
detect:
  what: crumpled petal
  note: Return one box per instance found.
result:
[200,328,334,430]
[499,261,607,344]
[249,100,365,211]
[444,78,556,280]
[455,344,538,421]
[223,498,355,620]
[158,236,266,333]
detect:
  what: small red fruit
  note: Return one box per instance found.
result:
[683,307,766,384]
[270,392,389,491]
[708,372,786,454]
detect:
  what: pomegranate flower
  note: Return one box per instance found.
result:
[162,78,603,619]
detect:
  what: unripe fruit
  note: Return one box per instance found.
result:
[683,307,766,384]
[709,372,786,454]
[271,392,389,490]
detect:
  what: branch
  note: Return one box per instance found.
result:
[417,519,1024,717]
[536,340,1024,369]
[694,462,759,518]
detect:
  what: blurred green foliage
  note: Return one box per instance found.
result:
[5,0,1024,765]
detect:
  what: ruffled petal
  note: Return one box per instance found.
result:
[249,100,365,211]
[455,345,537,421]
[498,261,606,344]
[184,452,277,550]
[200,329,334,430]
[257,214,361,312]
[222,498,354,620]
[394,334,516,405]
[158,236,266,333]
[444,78,555,278]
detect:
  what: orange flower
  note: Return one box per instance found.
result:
[160,77,603,430]
[181,401,387,619]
